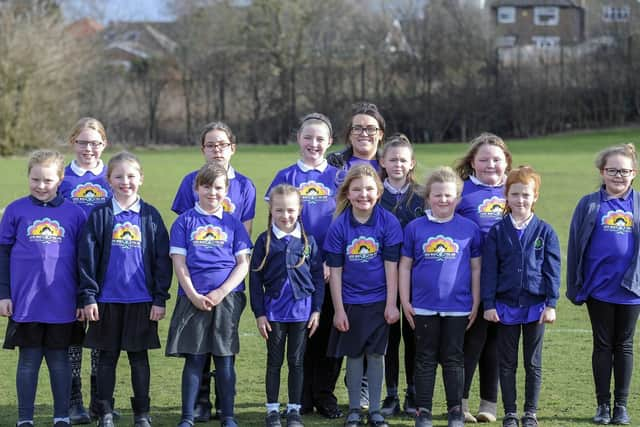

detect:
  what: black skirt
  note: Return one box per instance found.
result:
[84,302,160,352]
[4,320,85,350]
[166,292,246,357]
[327,300,389,358]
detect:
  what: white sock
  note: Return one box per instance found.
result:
[287,403,301,413]
[17,421,34,426]
[53,418,70,424]
[266,402,280,413]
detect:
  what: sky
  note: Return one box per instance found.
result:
[62,0,175,23]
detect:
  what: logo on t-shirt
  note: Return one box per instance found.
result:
[222,197,236,214]
[27,217,65,244]
[191,225,228,247]
[112,222,142,249]
[422,235,459,261]
[70,183,108,206]
[477,196,505,218]
[601,210,633,234]
[346,236,379,262]
[298,181,331,204]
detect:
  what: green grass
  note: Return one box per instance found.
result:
[1,127,640,426]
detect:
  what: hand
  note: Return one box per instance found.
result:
[206,288,227,306]
[401,303,415,329]
[76,308,85,321]
[257,316,271,339]
[323,263,330,283]
[483,308,500,323]
[150,305,166,321]
[84,303,100,321]
[539,306,556,324]
[307,312,320,337]
[333,309,349,332]
[189,293,213,311]
[467,304,479,330]
[0,299,12,317]
[385,304,400,325]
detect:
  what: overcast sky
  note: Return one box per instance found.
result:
[62,0,175,23]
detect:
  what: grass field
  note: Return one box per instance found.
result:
[1,127,640,426]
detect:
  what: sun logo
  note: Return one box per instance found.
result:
[71,183,108,206]
[477,196,505,218]
[423,235,459,261]
[191,225,228,248]
[346,236,379,262]
[112,222,142,249]
[27,218,65,244]
[298,181,330,204]
[222,197,236,213]
[602,209,633,234]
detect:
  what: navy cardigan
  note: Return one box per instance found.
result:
[249,229,324,318]
[77,199,172,307]
[379,187,424,228]
[481,215,561,309]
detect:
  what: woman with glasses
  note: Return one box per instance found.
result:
[59,117,111,424]
[567,143,640,426]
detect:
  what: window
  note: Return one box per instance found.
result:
[497,7,516,24]
[534,7,559,26]
[602,6,630,22]
[532,36,560,48]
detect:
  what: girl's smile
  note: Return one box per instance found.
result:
[347,176,379,216]
[270,192,301,233]
[601,154,636,198]
[471,144,507,186]
[73,128,105,170]
[299,123,332,167]
[109,162,143,206]
[428,182,458,219]
[350,114,382,160]
[197,175,227,213]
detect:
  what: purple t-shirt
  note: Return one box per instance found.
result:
[265,278,312,323]
[59,162,111,215]
[171,167,256,222]
[579,191,640,304]
[402,215,482,312]
[456,178,505,237]
[170,207,252,295]
[100,210,150,303]
[323,205,403,304]
[335,157,380,185]
[0,197,86,323]
[265,161,338,248]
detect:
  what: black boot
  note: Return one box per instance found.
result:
[96,400,114,427]
[132,396,152,427]
[69,376,90,425]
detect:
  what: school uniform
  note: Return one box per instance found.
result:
[0,194,86,422]
[567,188,640,409]
[456,176,506,404]
[481,214,561,416]
[250,224,324,407]
[327,147,380,185]
[403,212,482,412]
[379,180,424,400]
[59,160,111,215]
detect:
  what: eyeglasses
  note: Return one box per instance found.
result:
[203,142,233,151]
[75,140,104,148]
[603,168,635,177]
[351,125,379,135]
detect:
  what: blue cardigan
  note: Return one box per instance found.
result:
[249,229,324,318]
[481,215,561,309]
[77,198,172,307]
[566,189,640,304]
[379,187,424,229]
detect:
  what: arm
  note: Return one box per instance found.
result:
[329,266,349,332]
[206,253,250,306]
[468,256,481,329]
[0,244,12,301]
[308,240,324,337]
[242,220,253,237]
[248,234,267,318]
[172,254,212,311]
[150,209,172,320]
[541,226,561,323]
[566,199,585,304]
[398,255,415,329]
[481,227,500,322]
[77,211,103,321]
[384,260,400,324]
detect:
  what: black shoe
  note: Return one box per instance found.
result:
[404,390,417,416]
[16,423,34,427]
[612,405,630,425]
[503,413,519,427]
[521,412,538,427]
[286,409,304,427]
[415,408,433,427]
[344,409,363,427]
[134,414,152,427]
[317,405,344,419]
[266,410,282,427]
[221,417,238,427]
[367,411,388,427]
[594,403,611,425]
[194,403,212,423]
[380,396,400,417]
[447,406,464,427]
[54,422,71,427]
[177,419,194,427]
[69,403,91,425]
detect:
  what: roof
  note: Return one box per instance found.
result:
[490,0,581,7]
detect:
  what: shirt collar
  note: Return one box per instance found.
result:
[227,165,236,179]
[509,213,534,230]
[194,202,224,218]
[112,197,141,214]
[29,194,64,207]
[297,159,328,173]
[272,223,302,239]
[348,205,377,226]
[426,209,454,223]
[70,159,104,177]
[469,174,505,188]
[601,186,633,201]
[384,178,409,195]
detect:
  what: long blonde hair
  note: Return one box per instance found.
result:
[334,164,383,217]
[454,132,512,180]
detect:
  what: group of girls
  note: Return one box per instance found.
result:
[0,104,638,427]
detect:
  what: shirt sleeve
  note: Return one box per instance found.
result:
[249,233,267,318]
[382,214,403,261]
[171,173,196,215]
[323,219,345,267]
[232,218,253,254]
[401,222,415,258]
[470,224,483,258]
[169,215,188,254]
[240,178,257,223]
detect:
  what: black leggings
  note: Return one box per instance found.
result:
[587,298,640,406]
[96,349,150,413]
[266,321,308,404]
[463,305,499,402]
[385,302,415,394]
